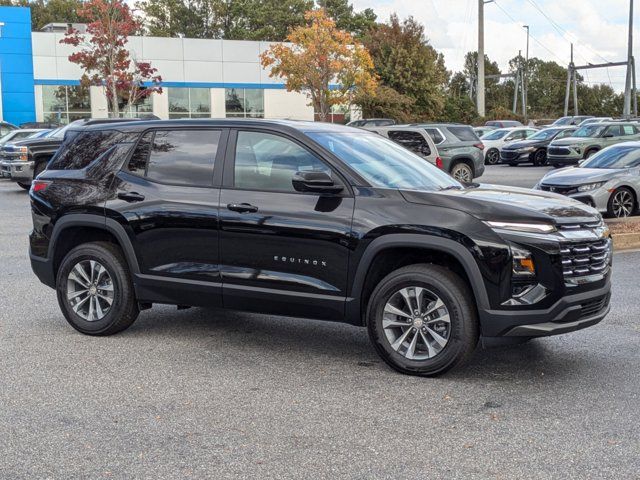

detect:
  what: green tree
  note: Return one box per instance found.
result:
[0,0,84,30]
[316,0,375,37]
[355,85,416,123]
[362,14,448,120]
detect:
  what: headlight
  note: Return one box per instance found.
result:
[577,182,605,192]
[511,246,536,276]
[17,146,28,161]
[485,221,557,234]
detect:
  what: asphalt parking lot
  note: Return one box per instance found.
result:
[480,163,553,188]
[1,171,639,479]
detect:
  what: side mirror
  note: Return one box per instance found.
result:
[292,171,343,194]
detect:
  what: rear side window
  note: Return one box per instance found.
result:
[448,126,479,142]
[127,129,221,187]
[623,125,637,135]
[48,130,132,170]
[387,131,431,157]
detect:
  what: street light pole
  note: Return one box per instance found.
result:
[624,0,634,118]
[523,25,529,123]
[478,0,485,117]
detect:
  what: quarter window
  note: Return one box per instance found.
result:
[127,129,221,187]
[48,130,131,170]
[225,89,264,118]
[424,128,445,144]
[234,131,329,192]
[42,85,91,125]
[387,131,431,157]
[168,88,211,119]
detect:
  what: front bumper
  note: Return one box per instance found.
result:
[537,185,610,213]
[0,160,11,178]
[548,151,583,166]
[9,160,34,183]
[501,149,534,164]
[479,281,611,337]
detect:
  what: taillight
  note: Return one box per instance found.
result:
[474,143,485,150]
[30,180,50,193]
[435,156,443,169]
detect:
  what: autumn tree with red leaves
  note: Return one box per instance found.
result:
[60,0,162,117]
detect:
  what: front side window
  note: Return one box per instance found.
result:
[42,85,91,124]
[234,131,329,192]
[308,131,460,191]
[605,125,623,137]
[387,131,431,157]
[127,130,221,186]
[573,125,605,137]
[168,88,211,119]
[225,89,264,118]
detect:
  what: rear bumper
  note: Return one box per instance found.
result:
[30,251,55,288]
[479,282,611,337]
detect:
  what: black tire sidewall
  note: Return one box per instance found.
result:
[367,267,477,376]
[534,149,546,166]
[56,244,129,335]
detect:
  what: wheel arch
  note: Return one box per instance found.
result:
[49,214,140,279]
[450,156,475,176]
[346,234,490,326]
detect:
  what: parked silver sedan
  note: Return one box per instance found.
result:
[535,141,640,217]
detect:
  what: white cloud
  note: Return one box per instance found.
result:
[352,0,637,91]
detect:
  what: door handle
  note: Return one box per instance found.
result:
[227,203,258,213]
[118,192,145,202]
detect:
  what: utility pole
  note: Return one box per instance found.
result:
[477,0,486,117]
[523,25,529,123]
[564,43,574,116]
[624,0,634,118]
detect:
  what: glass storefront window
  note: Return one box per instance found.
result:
[168,88,212,119]
[120,93,153,118]
[225,88,264,118]
[42,85,90,124]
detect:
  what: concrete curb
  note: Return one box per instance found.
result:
[612,232,640,251]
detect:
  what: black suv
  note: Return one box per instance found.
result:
[29,120,612,376]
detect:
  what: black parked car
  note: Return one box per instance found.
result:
[500,126,577,166]
[29,120,612,376]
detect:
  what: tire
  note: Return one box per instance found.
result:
[585,149,598,159]
[17,182,30,190]
[366,264,479,376]
[56,241,139,335]
[451,162,473,183]
[485,148,500,165]
[533,149,547,166]
[607,187,636,218]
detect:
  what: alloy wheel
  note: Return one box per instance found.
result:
[486,149,499,165]
[382,286,451,360]
[66,260,114,321]
[612,190,635,218]
[451,164,472,183]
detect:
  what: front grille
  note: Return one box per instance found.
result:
[560,238,611,278]
[500,150,519,160]
[548,146,570,156]
[539,184,578,195]
[580,294,609,318]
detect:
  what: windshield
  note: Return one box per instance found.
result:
[307,131,462,191]
[572,125,605,137]
[552,116,573,126]
[529,128,562,141]
[481,129,509,140]
[581,145,640,169]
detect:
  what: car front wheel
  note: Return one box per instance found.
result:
[366,264,479,376]
[607,187,636,218]
[56,242,139,335]
[485,148,500,165]
[533,149,547,166]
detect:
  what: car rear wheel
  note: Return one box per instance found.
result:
[585,149,598,159]
[533,149,547,166]
[366,264,479,376]
[485,148,500,165]
[607,187,636,218]
[451,163,473,182]
[56,242,139,335]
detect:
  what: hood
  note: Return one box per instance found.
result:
[502,138,545,150]
[550,136,592,146]
[10,137,62,148]
[540,167,628,186]
[401,184,599,225]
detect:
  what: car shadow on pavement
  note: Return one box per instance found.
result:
[121,305,592,381]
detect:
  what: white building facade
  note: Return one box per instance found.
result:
[31,32,315,124]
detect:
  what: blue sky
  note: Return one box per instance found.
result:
[352,0,636,92]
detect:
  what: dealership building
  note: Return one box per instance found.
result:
[0,6,336,126]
